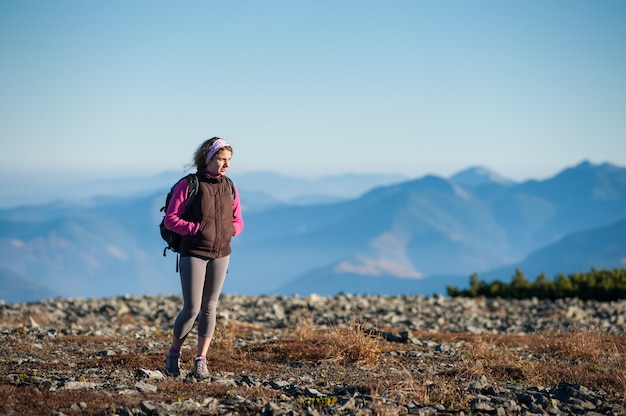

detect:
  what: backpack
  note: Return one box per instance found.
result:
[159,173,235,258]
[159,173,200,257]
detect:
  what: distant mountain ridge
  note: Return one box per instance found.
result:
[234,160,626,295]
[479,216,626,283]
[450,166,515,186]
[0,160,624,303]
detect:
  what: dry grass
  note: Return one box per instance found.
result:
[1,316,625,415]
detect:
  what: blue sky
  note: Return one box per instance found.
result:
[1,0,625,186]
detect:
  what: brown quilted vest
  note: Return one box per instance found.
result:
[180,174,234,259]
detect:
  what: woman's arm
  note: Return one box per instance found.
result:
[163,178,202,236]
[231,183,244,236]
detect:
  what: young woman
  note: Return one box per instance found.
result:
[163,137,244,379]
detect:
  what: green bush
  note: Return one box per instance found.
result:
[446,268,626,301]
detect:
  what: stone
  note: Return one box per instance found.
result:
[134,381,158,393]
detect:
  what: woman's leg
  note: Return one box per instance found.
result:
[196,255,230,357]
[171,255,209,349]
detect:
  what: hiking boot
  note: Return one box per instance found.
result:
[165,351,180,376]
[194,356,210,379]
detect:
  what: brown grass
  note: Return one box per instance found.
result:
[1,317,625,415]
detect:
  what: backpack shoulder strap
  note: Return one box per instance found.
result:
[185,173,199,210]
[224,176,235,200]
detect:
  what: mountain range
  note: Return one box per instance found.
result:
[1,160,625,303]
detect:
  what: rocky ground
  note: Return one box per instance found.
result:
[1,293,625,415]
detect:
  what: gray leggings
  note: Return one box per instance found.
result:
[173,255,230,340]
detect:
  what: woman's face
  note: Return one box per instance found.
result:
[206,149,232,176]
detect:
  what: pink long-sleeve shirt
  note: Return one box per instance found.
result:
[163,175,244,237]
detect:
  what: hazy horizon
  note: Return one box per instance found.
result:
[0,158,620,210]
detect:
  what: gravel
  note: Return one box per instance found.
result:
[1,293,624,415]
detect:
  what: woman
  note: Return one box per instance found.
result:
[163,137,244,379]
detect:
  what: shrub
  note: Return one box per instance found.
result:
[447,267,626,301]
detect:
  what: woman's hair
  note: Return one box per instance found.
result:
[192,137,233,169]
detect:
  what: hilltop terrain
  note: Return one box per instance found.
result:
[1,294,625,415]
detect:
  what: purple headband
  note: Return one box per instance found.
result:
[205,139,230,165]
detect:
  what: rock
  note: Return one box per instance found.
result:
[62,381,99,390]
[134,381,158,393]
[135,368,165,380]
